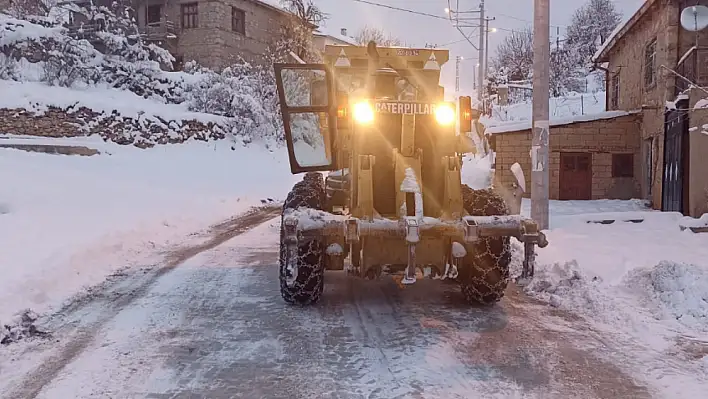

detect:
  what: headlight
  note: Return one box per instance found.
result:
[352,101,374,124]
[435,103,455,126]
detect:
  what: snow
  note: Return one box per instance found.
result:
[326,243,343,255]
[509,162,526,192]
[680,213,708,228]
[694,98,708,109]
[0,136,298,328]
[0,80,225,124]
[487,91,607,126]
[519,199,708,397]
[487,110,634,135]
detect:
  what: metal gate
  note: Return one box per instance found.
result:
[662,100,689,213]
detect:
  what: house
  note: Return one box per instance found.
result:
[59,0,309,70]
[489,111,643,202]
[593,0,708,217]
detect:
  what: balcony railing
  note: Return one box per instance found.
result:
[675,46,708,95]
[65,20,178,42]
[139,21,178,41]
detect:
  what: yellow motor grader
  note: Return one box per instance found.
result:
[273,41,548,306]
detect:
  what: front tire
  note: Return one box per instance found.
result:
[458,185,513,305]
[278,173,326,305]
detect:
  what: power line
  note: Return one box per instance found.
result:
[348,0,449,20]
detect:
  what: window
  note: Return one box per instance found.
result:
[610,72,620,110]
[146,4,162,24]
[644,38,657,89]
[612,153,634,178]
[232,7,245,34]
[181,3,198,29]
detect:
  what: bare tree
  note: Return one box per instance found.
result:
[491,26,533,81]
[354,25,404,47]
[279,0,328,61]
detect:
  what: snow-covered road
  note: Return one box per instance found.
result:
[1,208,682,399]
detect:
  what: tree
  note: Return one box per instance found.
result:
[565,0,622,69]
[354,25,403,47]
[491,26,533,82]
[5,0,54,19]
[278,0,327,62]
[549,45,584,96]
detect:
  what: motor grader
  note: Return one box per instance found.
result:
[273,41,547,306]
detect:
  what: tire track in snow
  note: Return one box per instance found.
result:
[3,205,281,399]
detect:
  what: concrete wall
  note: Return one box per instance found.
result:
[688,88,708,217]
[604,0,680,208]
[136,0,291,69]
[494,114,643,200]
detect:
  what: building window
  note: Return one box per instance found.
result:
[610,72,620,110]
[181,3,198,29]
[232,7,245,34]
[644,38,656,89]
[612,153,634,178]
[146,4,162,24]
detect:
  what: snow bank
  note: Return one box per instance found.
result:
[0,137,298,328]
[625,261,708,332]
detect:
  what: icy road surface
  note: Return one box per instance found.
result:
[0,208,674,399]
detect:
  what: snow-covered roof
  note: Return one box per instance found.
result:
[593,0,658,63]
[313,27,358,46]
[486,110,640,135]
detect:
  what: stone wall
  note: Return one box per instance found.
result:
[138,0,291,70]
[0,107,226,148]
[604,0,683,208]
[493,113,643,201]
[688,88,708,218]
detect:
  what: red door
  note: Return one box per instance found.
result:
[559,152,592,200]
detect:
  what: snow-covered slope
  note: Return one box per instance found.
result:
[0,136,298,328]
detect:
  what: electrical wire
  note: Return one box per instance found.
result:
[348,0,449,20]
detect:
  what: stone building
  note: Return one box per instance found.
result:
[490,112,643,201]
[593,0,708,216]
[60,0,307,70]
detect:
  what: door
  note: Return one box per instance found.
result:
[559,152,592,200]
[274,63,338,174]
[662,99,690,213]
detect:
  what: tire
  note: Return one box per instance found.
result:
[458,185,512,305]
[278,172,326,305]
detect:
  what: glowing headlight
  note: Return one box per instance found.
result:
[435,103,455,126]
[352,101,374,124]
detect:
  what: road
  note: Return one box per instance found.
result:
[1,207,654,399]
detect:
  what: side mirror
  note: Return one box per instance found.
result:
[274,63,338,173]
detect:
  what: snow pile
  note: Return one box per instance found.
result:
[1,309,48,346]
[523,260,588,308]
[461,153,492,189]
[625,261,708,331]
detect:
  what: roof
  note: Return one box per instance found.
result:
[247,0,317,28]
[593,0,659,63]
[314,27,358,46]
[485,110,641,135]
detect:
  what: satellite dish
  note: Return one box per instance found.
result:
[680,5,708,32]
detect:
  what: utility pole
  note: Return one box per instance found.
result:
[484,17,495,86]
[531,0,550,230]
[455,55,462,93]
[477,0,485,102]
